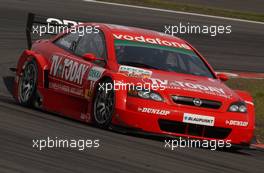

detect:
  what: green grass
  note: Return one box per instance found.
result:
[100,0,264,22]
[226,79,264,143]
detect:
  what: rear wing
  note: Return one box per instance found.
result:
[26,13,81,49]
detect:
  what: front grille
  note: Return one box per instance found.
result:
[171,96,222,109]
[158,119,231,139]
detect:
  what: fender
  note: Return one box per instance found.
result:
[82,70,127,123]
[89,71,128,109]
[16,49,49,88]
[234,90,253,103]
[105,72,128,110]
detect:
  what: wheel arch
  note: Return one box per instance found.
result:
[92,73,128,110]
[17,50,49,88]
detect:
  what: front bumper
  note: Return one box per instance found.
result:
[112,97,255,145]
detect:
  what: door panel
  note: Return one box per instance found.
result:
[42,28,108,120]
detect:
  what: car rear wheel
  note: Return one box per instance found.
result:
[18,60,38,106]
[93,79,115,129]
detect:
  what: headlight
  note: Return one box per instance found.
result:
[228,101,247,113]
[138,90,150,99]
[150,92,163,102]
[128,89,164,102]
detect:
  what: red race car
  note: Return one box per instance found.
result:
[13,14,255,146]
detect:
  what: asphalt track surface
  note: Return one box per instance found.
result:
[0,0,264,172]
[169,0,264,13]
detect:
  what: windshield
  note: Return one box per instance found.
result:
[115,40,214,78]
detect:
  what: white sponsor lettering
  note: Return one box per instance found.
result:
[47,18,82,26]
[226,120,248,127]
[138,107,170,115]
[113,34,191,50]
[150,78,226,95]
[49,82,83,96]
[50,55,89,85]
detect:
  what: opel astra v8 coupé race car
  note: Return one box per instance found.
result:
[13,14,255,147]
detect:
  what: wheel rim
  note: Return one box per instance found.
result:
[94,86,114,124]
[19,63,37,103]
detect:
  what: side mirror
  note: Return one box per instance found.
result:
[83,53,104,62]
[217,73,229,81]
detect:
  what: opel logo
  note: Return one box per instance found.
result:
[193,98,202,106]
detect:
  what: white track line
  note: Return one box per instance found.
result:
[83,0,264,25]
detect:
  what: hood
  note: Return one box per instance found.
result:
[118,67,239,103]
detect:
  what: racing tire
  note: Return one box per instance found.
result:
[93,79,115,129]
[18,59,38,106]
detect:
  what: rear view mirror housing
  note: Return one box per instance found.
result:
[83,53,104,62]
[217,73,229,81]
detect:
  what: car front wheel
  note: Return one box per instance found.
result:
[93,79,115,129]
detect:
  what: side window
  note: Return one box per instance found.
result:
[75,31,107,59]
[54,32,80,51]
